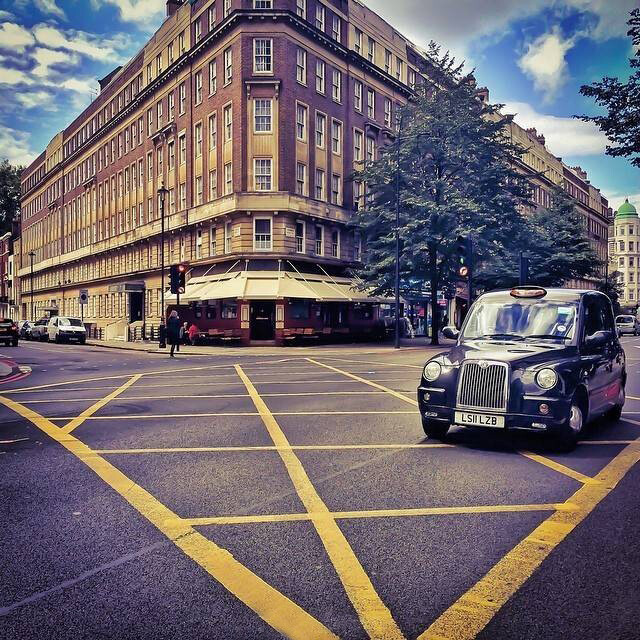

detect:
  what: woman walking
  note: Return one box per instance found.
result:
[167,310,181,357]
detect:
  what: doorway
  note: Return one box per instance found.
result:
[250,301,275,340]
[129,291,144,323]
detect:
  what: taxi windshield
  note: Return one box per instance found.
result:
[462,299,578,342]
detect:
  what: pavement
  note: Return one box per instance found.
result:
[1,337,640,639]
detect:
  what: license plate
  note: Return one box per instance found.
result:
[454,411,505,428]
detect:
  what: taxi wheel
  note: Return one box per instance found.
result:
[555,399,584,451]
[422,418,449,440]
[608,385,625,421]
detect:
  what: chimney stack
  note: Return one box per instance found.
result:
[166,0,182,17]
[475,87,489,103]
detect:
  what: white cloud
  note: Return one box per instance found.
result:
[15,90,58,110]
[34,0,66,20]
[0,10,16,20]
[32,23,122,60]
[90,0,165,27]
[31,46,78,77]
[0,22,36,53]
[0,67,33,85]
[0,125,38,166]
[518,27,576,103]
[502,101,610,156]
[60,77,96,94]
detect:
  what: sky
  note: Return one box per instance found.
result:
[0,0,637,210]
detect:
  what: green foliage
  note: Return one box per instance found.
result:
[0,159,23,235]
[595,270,624,315]
[476,188,603,289]
[351,42,529,343]
[578,9,640,168]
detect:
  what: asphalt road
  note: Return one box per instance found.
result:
[1,337,640,640]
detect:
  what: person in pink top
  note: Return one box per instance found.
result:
[187,322,200,345]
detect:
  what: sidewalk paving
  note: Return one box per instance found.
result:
[85,336,454,357]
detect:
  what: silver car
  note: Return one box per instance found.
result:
[615,314,639,336]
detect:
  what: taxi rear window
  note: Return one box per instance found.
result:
[616,316,634,323]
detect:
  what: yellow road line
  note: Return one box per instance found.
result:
[417,437,640,640]
[625,395,640,400]
[181,503,568,526]
[0,394,337,640]
[580,440,635,445]
[60,375,143,434]
[518,451,596,484]
[235,364,404,640]
[307,358,419,406]
[94,443,454,454]
[319,356,423,369]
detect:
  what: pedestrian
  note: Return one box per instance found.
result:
[188,322,200,345]
[180,321,189,346]
[167,310,181,357]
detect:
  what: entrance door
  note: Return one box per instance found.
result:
[250,301,275,340]
[129,291,144,323]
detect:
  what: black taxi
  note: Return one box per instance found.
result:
[417,287,626,449]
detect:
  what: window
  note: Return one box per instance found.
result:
[179,30,185,53]
[315,169,325,201]
[210,224,217,254]
[254,98,272,132]
[195,175,203,205]
[384,98,392,128]
[332,69,342,102]
[195,71,203,104]
[147,151,153,181]
[254,38,272,73]
[223,0,231,18]
[354,232,361,261]
[408,68,416,89]
[194,123,203,157]
[354,129,363,161]
[396,58,403,80]
[156,53,162,75]
[384,48,391,73]
[294,47,307,84]
[367,37,375,63]
[209,113,217,148]
[315,59,325,93]
[254,158,272,191]
[331,15,341,41]
[223,104,233,141]
[208,5,217,29]
[315,225,323,254]
[296,162,307,195]
[225,221,232,252]
[179,82,186,114]
[254,218,272,250]
[209,169,217,199]
[367,88,375,118]
[366,136,376,162]
[169,188,176,214]
[221,300,237,318]
[209,60,217,94]
[224,162,233,195]
[354,28,362,54]
[331,174,341,205]
[179,182,186,209]
[315,4,325,30]
[224,47,233,84]
[296,0,305,18]
[168,92,175,120]
[147,108,153,136]
[331,120,342,154]
[157,146,163,176]
[331,229,340,257]
[168,140,175,169]
[147,61,153,83]
[179,134,186,164]
[315,112,326,148]
[353,80,363,112]
[195,19,202,42]
[353,181,363,210]
[195,228,203,258]
[296,103,307,140]
[295,221,305,253]
[254,0,272,6]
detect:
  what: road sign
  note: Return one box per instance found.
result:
[458,265,469,278]
[79,289,88,305]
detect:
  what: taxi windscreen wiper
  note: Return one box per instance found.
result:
[525,334,570,340]
[476,333,524,340]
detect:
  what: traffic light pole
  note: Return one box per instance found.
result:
[467,236,474,306]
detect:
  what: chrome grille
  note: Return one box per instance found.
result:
[456,361,509,412]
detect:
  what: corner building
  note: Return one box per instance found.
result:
[19,0,421,344]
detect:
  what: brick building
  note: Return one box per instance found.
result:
[18,0,612,344]
[0,232,11,318]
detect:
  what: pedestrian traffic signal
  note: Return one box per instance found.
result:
[170,263,187,294]
[455,235,473,279]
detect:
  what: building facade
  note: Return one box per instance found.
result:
[609,199,640,311]
[0,232,11,318]
[18,0,613,344]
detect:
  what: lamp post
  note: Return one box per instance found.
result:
[28,250,35,321]
[158,183,169,348]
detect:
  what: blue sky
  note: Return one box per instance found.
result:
[0,0,637,210]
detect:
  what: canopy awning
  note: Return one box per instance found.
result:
[165,271,385,304]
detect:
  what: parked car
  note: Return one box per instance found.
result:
[418,287,625,450]
[16,320,32,339]
[47,316,87,344]
[0,318,19,347]
[30,318,50,341]
[615,314,639,336]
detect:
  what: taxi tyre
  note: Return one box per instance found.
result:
[554,393,586,452]
[607,383,625,421]
[421,417,450,440]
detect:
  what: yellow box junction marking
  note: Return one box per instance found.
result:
[306,358,419,406]
[417,437,640,640]
[518,451,597,484]
[235,364,404,640]
[0,394,337,640]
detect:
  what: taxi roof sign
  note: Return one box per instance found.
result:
[510,287,547,299]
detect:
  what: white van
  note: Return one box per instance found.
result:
[615,314,639,336]
[46,316,87,344]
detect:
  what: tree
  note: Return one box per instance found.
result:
[597,270,624,315]
[476,188,603,289]
[578,9,640,168]
[0,159,23,235]
[352,42,529,344]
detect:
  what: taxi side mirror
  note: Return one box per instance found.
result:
[584,330,611,351]
[442,326,460,340]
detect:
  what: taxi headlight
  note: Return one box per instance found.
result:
[423,361,442,382]
[535,368,558,390]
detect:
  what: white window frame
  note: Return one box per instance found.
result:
[331,174,341,206]
[209,60,217,95]
[253,216,273,251]
[367,88,375,118]
[223,0,232,18]
[295,220,305,253]
[254,98,272,133]
[332,69,341,103]
[253,38,273,74]
[354,129,363,162]
[253,0,272,7]
[315,224,323,255]
[225,221,232,253]
[194,122,203,158]
[315,59,325,94]
[296,102,308,141]
[223,103,233,142]
[296,162,307,196]
[254,157,272,191]
[209,113,217,149]
[315,111,326,148]
[224,162,233,195]
[315,168,325,201]
[331,119,342,155]
[296,47,307,84]
[315,4,325,30]
[331,229,340,258]
[331,15,341,41]
[223,46,233,84]
[209,169,218,199]
[354,28,362,54]
[296,0,306,19]
[195,70,203,104]
[384,98,392,128]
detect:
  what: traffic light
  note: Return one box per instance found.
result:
[169,263,187,294]
[455,235,473,279]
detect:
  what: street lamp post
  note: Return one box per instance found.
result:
[28,250,35,321]
[158,183,169,349]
